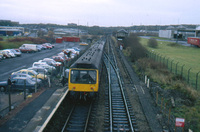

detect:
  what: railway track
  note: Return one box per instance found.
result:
[104,39,138,132]
[61,100,93,132]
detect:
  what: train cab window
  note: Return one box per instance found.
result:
[70,70,96,84]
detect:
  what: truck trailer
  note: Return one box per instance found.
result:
[187,37,200,47]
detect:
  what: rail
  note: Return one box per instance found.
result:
[104,39,136,131]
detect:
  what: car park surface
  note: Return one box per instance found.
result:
[0,42,87,82]
[0,42,88,131]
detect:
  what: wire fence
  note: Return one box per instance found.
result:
[148,51,200,90]
[148,85,190,132]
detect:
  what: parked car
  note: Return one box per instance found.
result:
[3,49,16,57]
[11,73,42,84]
[32,62,56,73]
[0,52,5,60]
[41,58,62,67]
[0,77,39,92]
[36,45,42,52]
[38,44,46,50]
[45,43,54,48]
[10,49,22,57]
[28,67,49,75]
[72,47,81,52]
[19,47,34,53]
[42,43,52,49]
[20,44,38,52]
[58,52,70,61]
[52,56,64,63]
[0,50,12,58]
[13,69,47,80]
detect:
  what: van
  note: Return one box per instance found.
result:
[20,44,38,52]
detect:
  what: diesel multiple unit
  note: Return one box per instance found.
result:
[68,41,105,99]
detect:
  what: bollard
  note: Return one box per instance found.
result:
[161,97,163,112]
[156,91,158,105]
[147,79,150,88]
[48,77,51,88]
[35,75,37,93]
[24,80,26,100]
[145,75,147,84]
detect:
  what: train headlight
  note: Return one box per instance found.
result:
[73,87,76,90]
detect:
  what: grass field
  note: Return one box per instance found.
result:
[140,38,200,89]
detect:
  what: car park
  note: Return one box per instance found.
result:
[0,77,39,92]
[13,69,47,80]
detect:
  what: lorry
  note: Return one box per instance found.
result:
[187,37,200,47]
[20,44,38,52]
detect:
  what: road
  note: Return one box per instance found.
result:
[0,42,87,82]
[140,36,191,47]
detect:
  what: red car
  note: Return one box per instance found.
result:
[52,56,64,63]
[42,43,53,49]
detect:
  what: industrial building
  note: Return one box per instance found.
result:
[0,26,24,36]
[159,25,200,40]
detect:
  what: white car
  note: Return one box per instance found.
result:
[43,58,62,66]
[32,62,56,72]
[3,49,16,57]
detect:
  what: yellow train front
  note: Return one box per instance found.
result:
[68,41,105,100]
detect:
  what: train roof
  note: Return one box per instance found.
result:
[70,41,105,69]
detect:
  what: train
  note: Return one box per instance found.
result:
[68,40,105,100]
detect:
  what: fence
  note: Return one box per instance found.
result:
[149,85,190,132]
[148,51,200,90]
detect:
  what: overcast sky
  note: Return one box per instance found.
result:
[0,0,199,27]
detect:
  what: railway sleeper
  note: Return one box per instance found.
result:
[113,112,127,116]
[113,117,129,121]
[66,127,85,131]
[111,102,124,104]
[112,106,125,109]
[112,110,126,113]
[112,115,127,118]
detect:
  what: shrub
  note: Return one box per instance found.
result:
[148,38,158,48]
[123,33,147,62]
[0,37,3,41]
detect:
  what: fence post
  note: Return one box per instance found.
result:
[163,56,166,66]
[156,91,159,105]
[188,68,192,83]
[175,62,179,75]
[181,64,185,78]
[166,57,170,68]
[171,60,174,72]
[168,107,171,126]
[196,71,200,90]
[157,53,160,62]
